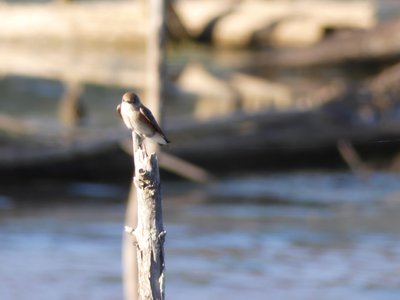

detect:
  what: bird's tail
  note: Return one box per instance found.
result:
[153,132,170,145]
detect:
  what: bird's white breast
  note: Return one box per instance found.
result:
[120,102,155,137]
[120,102,138,130]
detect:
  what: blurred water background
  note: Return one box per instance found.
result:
[2,0,400,299]
[2,172,400,300]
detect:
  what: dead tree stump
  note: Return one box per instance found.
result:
[125,133,166,300]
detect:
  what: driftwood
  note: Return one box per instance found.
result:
[231,73,293,112]
[120,138,214,183]
[166,109,400,171]
[3,57,400,172]
[166,58,400,169]
[176,0,375,47]
[337,139,370,179]
[176,63,296,119]
[0,0,375,49]
[250,17,400,68]
[176,63,238,119]
[215,0,374,48]
[3,55,400,176]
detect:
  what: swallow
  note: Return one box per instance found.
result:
[117,92,170,145]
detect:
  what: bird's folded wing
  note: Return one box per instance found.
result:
[139,106,167,136]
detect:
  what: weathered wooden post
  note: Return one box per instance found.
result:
[124,132,166,300]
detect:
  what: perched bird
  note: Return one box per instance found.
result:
[117,92,170,145]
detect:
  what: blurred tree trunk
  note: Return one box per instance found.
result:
[145,0,167,154]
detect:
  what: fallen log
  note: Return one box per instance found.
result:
[1,104,400,178]
[250,17,400,68]
[214,0,375,48]
[175,0,375,47]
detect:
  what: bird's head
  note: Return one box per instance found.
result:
[122,92,141,107]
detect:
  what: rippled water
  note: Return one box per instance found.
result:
[1,172,400,300]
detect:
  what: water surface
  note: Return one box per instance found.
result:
[1,172,400,299]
